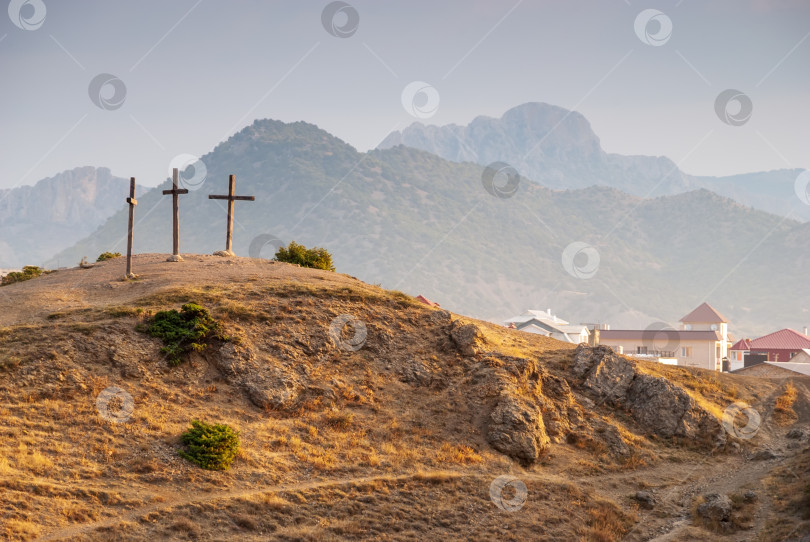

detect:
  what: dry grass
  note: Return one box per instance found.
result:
[773,381,799,425]
[0,257,805,541]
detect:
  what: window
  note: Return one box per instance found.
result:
[681,347,692,357]
[637,346,648,355]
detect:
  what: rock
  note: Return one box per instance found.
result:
[216,342,255,375]
[487,394,550,464]
[743,490,758,502]
[597,422,631,457]
[751,449,780,461]
[399,358,436,386]
[245,380,299,410]
[427,309,452,326]
[697,493,732,523]
[450,321,485,356]
[634,491,656,510]
[573,345,635,405]
[572,346,725,448]
[786,428,808,440]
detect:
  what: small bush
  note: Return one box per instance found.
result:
[179,420,240,471]
[274,241,335,271]
[1,266,46,286]
[96,252,122,262]
[144,303,228,365]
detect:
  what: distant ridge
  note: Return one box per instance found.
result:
[46,118,808,337]
[379,102,808,221]
[0,167,143,267]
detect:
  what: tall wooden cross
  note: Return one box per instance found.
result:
[162,167,189,262]
[208,174,254,256]
[125,177,137,278]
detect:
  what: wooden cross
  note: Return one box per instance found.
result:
[162,167,188,262]
[125,177,137,278]
[208,174,254,255]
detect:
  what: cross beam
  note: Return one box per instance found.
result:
[162,167,189,261]
[125,177,137,278]
[208,174,254,254]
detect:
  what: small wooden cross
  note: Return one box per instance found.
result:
[208,174,255,256]
[125,177,137,278]
[162,167,189,262]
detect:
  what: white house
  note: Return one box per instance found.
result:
[505,309,590,344]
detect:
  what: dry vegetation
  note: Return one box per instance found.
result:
[0,254,808,541]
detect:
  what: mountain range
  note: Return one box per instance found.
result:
[379,102,809,222]
[0,167,144,268]
[34,115,808,338]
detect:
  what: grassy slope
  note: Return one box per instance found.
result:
[0,258,807,541]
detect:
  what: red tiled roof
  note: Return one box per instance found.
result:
[730,338,752,351]
[750,328,810,350]
[600,330,721,341]
[415,295,440,307]
[679,302,728,323]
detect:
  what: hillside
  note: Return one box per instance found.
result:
[43,119,809,338]
[0,255,808,541]
[0,167,143,268]
[379,102,809,222]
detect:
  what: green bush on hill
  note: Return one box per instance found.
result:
[179,420,240,471]
[274,241,335,271]
[1,266,46,286]
[143,303,228,365]
[96,252,121,262]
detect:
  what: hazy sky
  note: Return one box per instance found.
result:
[1,0,808,190]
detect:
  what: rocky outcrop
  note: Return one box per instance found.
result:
[697,493,732,524]
[450,320,486,356]
[216,341,302,410]
[487,394,550,464]
[634,491,656,510]
[573,345,726,447]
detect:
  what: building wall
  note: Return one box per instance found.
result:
[676,339,719,371]
[752,349,804,362]
[598,338,719,370]
[683,321,727,359]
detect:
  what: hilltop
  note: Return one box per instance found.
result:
[0,255,808,540]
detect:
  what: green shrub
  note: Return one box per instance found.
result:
[274,241,335,271]
[96,252,122,262]
[179,420,240,471]
[1,266,46,286]
[144,303,228,365]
